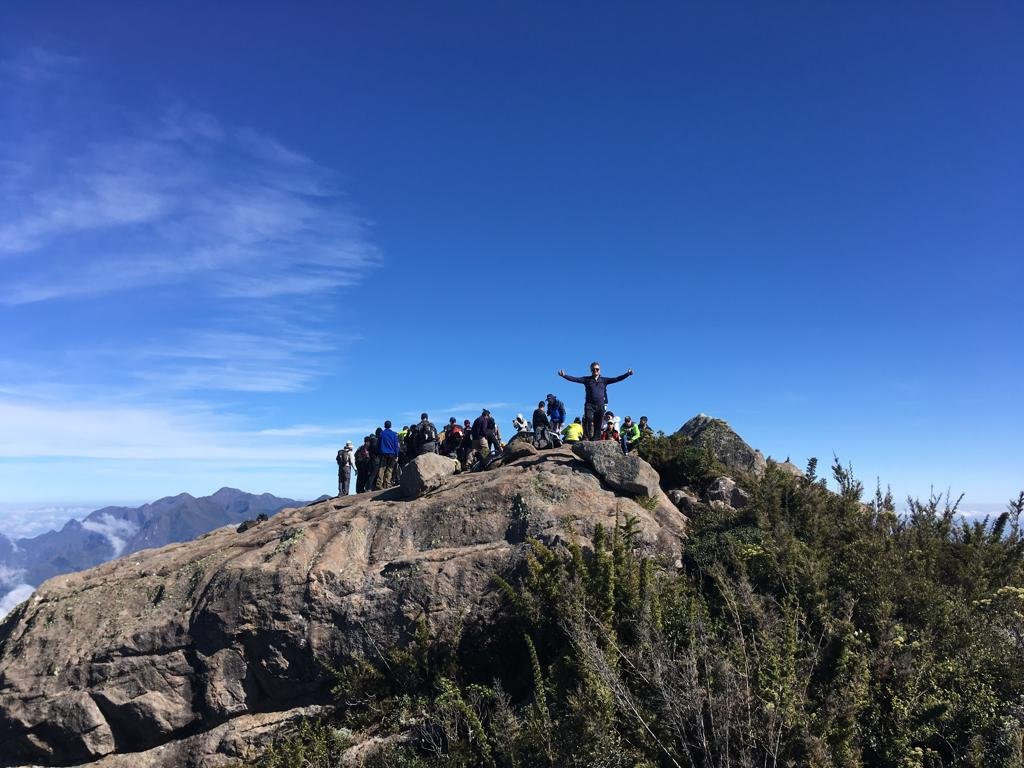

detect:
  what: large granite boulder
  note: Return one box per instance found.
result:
[0,447,686,767]
[668,488,700,514]
[571,440,662,498]
[399,453,459,498]
[704,476,750,509]
[676,414,767,477]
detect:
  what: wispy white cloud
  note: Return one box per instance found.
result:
[0,584,34,618]
[0,111,380,303]
[0,505,98,540]
[402,402,513,418]
[0,564,26,589]
[0,50,380,398]
[0,49,382,503]
[0,553,33,620]
[81,513,138,557]
[256,423,379,437]
[0,46,79,84]
[0,398,365,462]
[135,328,338,393]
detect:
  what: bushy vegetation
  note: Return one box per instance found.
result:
[245,445,1024,768]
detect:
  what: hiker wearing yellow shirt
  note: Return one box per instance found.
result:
[561,418,584,443]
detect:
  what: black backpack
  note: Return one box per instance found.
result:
[419,420,438,445]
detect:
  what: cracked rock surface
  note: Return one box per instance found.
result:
[0,447,685,767]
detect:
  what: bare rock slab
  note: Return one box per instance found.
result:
[0,447,685,767]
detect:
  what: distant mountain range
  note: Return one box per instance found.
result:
[0,488,308,593]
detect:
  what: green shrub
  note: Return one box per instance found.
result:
[244,446,1024,767]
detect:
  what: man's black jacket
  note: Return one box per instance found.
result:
[560,371,632,404]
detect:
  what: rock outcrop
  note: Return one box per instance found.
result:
[0,446,685,767]
[502,439,539,462]
[704,476,750,509]
[571,441,662,498]
[667,488,699,514]
[676,414,767,477]
[399,453,459,499]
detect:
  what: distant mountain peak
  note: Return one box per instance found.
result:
[0,489,307,605]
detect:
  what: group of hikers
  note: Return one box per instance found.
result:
[335,362,651,495]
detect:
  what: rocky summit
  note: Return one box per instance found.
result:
[676,413,767,477]
[0,443,689,767]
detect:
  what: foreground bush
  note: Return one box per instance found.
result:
[246,455,1024,768]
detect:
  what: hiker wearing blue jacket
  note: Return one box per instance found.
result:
[375,420,400,489]
[546,393,566,433]
[558,362,634,440]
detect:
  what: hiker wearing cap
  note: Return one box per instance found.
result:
[605,411,620,434]
[375,420,400,489]
[558,362,634,441]
[336,442,355,496]
[620,416,641,454]
[601,412,620,442]
[546,394,566,433]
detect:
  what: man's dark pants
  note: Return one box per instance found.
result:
[583,402,605,441]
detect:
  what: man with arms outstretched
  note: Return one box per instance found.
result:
[558,362,634,441]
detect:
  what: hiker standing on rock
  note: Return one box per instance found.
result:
[412,412,439,456]
[375,421,400,489]
[336,441,354,496]
[355,437,373,493]
[558,362,634,440]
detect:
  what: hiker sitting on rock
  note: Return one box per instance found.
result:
[620,416,641,454]
[512,413,530,433]
[532,400,551,445]
[562,417,584,443]
[558,362,633,440]
[606,410,620,434]
[601,413,620,442]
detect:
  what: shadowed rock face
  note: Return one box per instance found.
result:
[0,447,685,767]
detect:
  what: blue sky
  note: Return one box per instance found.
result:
[0,1,1021,522]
